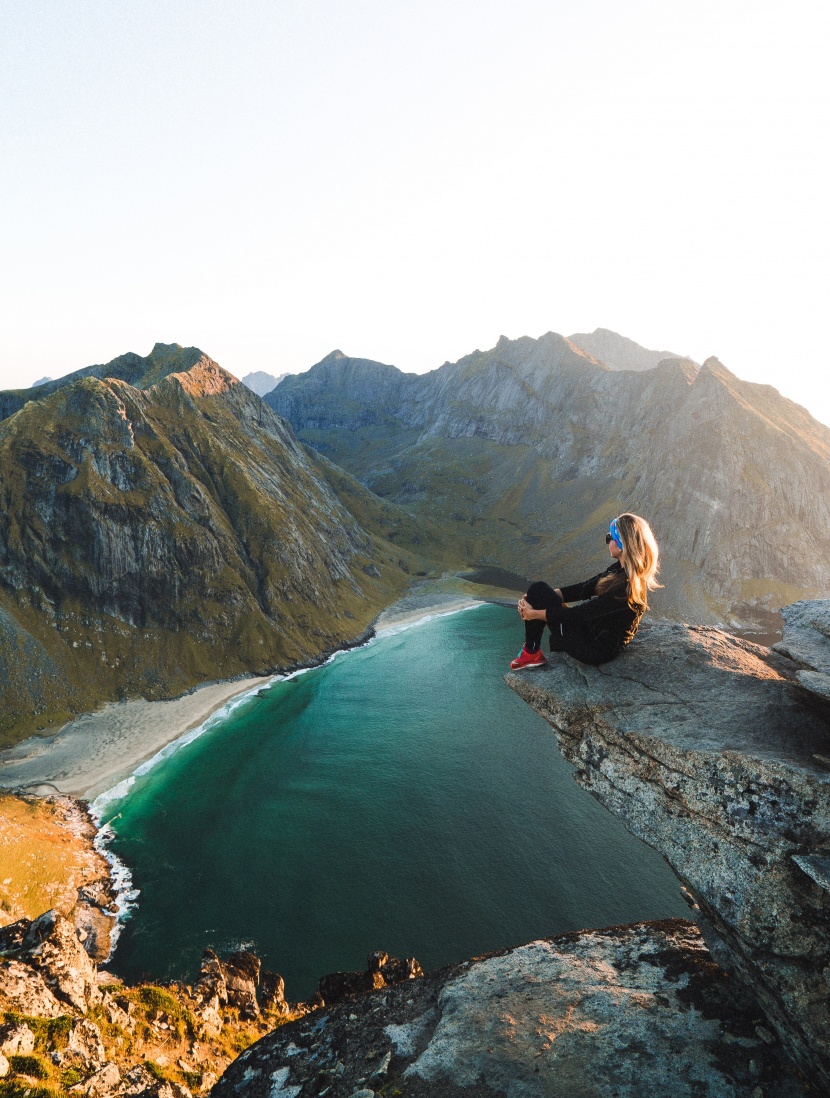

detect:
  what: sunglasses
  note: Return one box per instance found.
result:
[605,533,613,544]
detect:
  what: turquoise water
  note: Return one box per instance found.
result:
[101,604,687,998]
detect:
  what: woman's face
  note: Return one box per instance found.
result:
[608,539,623,560]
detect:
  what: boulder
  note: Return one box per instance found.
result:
[212,920,805,1098]
[0,958,64,1017]
[317,951,423,1006]
[73,877,118,963]
[119,1064,191,1097]
[70,1060,120,1096]
[775,598,830,708]
[0,1021,36,1054]
[222,950,261,1017]
[22,908,101,1012]
[378,955,422,984]
[506,614,830,1092]
[67,1018,106,1065]
[193,949,227,1007]
[102,989,135,1031]
[193,1000,223,1038]
[0,1052,8,1077]
[0,917,31,954]
[318,968,385,1004]
[259,971,289,1018]
[194,947,261,1017]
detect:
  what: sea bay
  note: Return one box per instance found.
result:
[100,603,687,998]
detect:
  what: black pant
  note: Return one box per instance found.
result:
[524,581,564,652]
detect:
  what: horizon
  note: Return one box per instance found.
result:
[1,0,828,426]
[3,325,829,431]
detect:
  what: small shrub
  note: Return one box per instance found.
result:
[135,986,183,1019]
[47,1015,73,1048]
[61,1067,83,1087]
[9,1054,49,1079]
[144,1060,170,1082]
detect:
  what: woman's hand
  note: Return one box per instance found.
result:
[517,597,545,621]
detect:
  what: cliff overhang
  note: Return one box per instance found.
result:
[506,604,830,1091]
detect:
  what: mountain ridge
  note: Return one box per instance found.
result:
[266,330,830,622]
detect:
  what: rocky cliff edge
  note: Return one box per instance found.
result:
[506,605,830,1092]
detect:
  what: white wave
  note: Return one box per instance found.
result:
[88,817,140,957]
[375,600,484,638]
[90,677,272,817]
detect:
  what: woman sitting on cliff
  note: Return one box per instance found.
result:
[510,512,661,669]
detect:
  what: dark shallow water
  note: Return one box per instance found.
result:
[101,604,686,998]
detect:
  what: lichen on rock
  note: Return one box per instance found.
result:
[212,920,805,1097]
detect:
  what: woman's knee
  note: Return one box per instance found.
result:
[526,581,560,608]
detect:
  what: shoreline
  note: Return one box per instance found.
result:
[0,676,271,803]
[0,580,499,806]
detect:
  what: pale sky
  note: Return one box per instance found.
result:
[2,0,829,425]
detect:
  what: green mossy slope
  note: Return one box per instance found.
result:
[0,353,452,746]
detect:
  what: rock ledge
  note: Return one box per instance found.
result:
[506,613,830,1091]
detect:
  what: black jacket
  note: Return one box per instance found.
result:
[546,561,644,666]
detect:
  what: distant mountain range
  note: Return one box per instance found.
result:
[267,330,830,624]
[240,370,289,396]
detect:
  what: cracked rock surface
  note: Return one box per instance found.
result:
[211,920,805,1097]
[774,598,830,706]
[506,613,830,1092]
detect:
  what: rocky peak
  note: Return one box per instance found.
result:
[568,327,684,372]
[655,355,699,381]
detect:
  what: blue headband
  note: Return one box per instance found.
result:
[609,519,623,551]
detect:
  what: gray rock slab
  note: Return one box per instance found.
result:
[211,920,805,1098]
[796,669,830,701]
[505,612,830,1092]
[774,598,830,679]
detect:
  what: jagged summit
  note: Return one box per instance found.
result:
[240,370,287,397]
[569,327,691,372]
[0,343,212,423]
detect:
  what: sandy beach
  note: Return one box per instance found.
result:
[0,676,270,802]
[0,576,515,805]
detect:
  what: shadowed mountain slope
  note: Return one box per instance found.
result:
[266,332,830,623]
[0,349,444,745]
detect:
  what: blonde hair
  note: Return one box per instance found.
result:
[597,512,662,609]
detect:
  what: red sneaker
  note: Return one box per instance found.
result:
[509,646,547,670]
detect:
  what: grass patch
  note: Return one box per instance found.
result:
[8,1054,49,1079]
[0,1082,55,1098]
[0,794,108,925]
[0,1013,73,1052]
